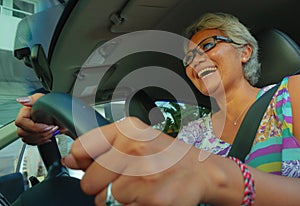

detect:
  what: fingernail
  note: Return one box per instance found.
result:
[42,125,55,132]
[50,126,59,133]
[52,129,60,137]
[16,96,31,103]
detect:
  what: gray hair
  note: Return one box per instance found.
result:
[184,12,260,85]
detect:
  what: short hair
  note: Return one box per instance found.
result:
[184,12,260,85]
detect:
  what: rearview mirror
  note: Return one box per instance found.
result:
[30,44,53,91]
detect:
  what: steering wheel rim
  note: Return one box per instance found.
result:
[12,92,110,206]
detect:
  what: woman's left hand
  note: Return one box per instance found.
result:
[62,117,209,206]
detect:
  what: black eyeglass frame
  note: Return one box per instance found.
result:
[183,35,241,67]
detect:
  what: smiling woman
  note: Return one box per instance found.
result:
[12,7,300,206]
[2,0,300,205]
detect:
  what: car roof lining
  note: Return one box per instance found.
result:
[110,0,182,33]
[33,0,300,107]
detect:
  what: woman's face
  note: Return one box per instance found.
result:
[185,29,248,97]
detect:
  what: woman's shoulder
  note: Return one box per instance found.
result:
[287,75,300,99]
[287,74,300,140]
[287,74,300,88]
[276,74,299,95]
[257,75,297,98]
[278,74,300,88]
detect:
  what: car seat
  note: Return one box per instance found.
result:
[255,28,300,87]
[0,173,24,204]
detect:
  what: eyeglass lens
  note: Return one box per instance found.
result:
[183,37,217,67]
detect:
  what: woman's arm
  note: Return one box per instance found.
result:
[62,117,300,206]
[203,154,300,206]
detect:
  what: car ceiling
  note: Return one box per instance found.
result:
[32,0,300,107]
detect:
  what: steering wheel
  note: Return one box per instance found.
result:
[12,92,110,206]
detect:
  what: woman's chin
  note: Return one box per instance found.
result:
[197,72,222,96]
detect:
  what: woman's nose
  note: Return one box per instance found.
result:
[191,53,207,68]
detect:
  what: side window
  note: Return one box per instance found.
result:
[93,101,126,123]
[13,0,35,18]
[0,0,35,18]
[94,100,211,138]
[154,101,210,137]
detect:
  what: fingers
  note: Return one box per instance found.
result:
[17,126,58,145]
[15,106,56,131]
[62,124,115,170]
[63,116,180,176]
[15,93,59,145]
[16,93,44,106]
[81,161,119,195]
[94,178,134,206]
[61,117,152,171]
[61,146,93,170]
[62,119,142,197]
[62,116,204,205]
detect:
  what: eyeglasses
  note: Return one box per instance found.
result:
[183,35,241,67]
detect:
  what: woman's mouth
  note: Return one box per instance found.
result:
[197,67,217,78]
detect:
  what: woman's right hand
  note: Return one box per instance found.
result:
[14,93,60,145]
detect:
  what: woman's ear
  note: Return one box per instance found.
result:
[241,44,252,63]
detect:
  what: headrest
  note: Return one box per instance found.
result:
[255,29,300,87]
[125,90,165,126]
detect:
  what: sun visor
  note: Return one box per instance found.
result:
[110,0,181,33]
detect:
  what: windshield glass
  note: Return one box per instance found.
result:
[0,0,67,178]
[0,0,67,128]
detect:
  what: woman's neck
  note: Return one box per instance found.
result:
[213,81,259,113]
[211,82,260,142]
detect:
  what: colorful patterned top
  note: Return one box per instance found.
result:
[177,76,300,177]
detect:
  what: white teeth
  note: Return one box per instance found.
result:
[197,67,216,78]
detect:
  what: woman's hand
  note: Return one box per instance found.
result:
[15,93,60,145]
[62,117,209,206]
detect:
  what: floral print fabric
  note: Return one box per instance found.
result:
[177,76,300,177]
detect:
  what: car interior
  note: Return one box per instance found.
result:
[0,0,300,205]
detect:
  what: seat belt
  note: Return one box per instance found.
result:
[228,83,280,162]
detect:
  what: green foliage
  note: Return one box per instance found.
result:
[155,102,210,137]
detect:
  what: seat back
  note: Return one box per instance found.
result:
[255,29,300,87]
[125,89,165,126]
[0,172,24,204]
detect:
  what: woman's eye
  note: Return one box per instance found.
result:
[201,42,213,51]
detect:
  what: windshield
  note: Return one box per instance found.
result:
[0,0,67,128]
[0,0,68,178]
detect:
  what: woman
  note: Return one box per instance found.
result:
[178,12,300,177]
[15,12,300,205]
